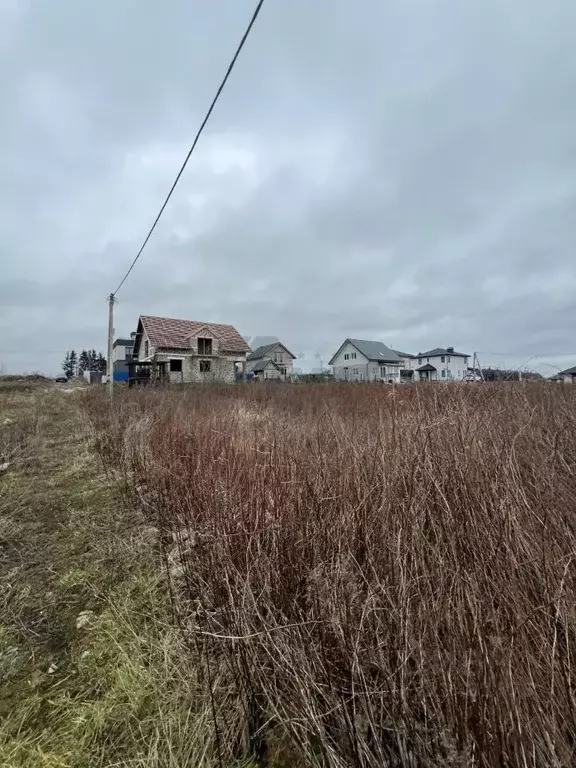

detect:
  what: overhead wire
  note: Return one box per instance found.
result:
[112,0,266,295]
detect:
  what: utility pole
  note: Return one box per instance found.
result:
[472,352,485,382]
[107,293,115,402]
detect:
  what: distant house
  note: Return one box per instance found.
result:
[112,335,135,382]
[559,365,576,384]
[392,350,418,381]
[329,339,402,382]
[132,315,250,384]
[416,347,470,381]
[246,342,296,380]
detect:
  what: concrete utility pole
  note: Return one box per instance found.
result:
[107,293,115,402]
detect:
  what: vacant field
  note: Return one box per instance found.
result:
[80,381,576,767]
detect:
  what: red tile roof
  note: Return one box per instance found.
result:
[139,315,250,353]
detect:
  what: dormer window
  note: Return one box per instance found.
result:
[198,338,212,355]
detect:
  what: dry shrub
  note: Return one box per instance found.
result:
[85,382,576,767]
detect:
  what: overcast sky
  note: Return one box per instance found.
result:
[1,0,575,375]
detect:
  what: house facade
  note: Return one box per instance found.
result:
[392,350,418,381]
[112,336,135,382]
[330,339,402,382]
[132,315,250,384]
[246,342,296,380]
[415,347,470,381]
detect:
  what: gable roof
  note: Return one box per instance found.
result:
[559,365,576,376]
[417,363,437,372]
[329,338,401,365]
[247,342,296,361]
[135,315,250,354]
[418,347,469,358]
[247,358,282,374]
[392,349,416,359]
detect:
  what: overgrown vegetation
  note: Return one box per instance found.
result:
[0,384,219,768]
[4,382,576,766]
[82,381,576,767]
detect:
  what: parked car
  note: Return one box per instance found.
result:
[54,376,68,383]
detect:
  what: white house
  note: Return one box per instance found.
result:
[415,347,470,381]
[112,335,135,382]
[392,350,418,382]
[329,339,402,382]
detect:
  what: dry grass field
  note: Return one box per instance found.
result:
[83,380,576,767]
[3,379,576,767]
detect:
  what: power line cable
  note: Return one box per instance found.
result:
[112,0,266,295]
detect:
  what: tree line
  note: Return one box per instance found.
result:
[62,350,107,379]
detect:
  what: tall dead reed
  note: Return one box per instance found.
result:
[85,382,576,767]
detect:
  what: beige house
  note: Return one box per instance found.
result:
[246,342,296,380]
[132,315,250,384]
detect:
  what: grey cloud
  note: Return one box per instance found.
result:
[1,0,576,374]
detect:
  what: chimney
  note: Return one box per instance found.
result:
[447,346,454,353]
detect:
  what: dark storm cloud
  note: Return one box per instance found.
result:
[1,0,575,374]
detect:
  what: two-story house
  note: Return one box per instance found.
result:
[329,339,402,382]
[132,315,250,383]
[112,334,135,382]
[246,342,296,380]
[415,347,470,381]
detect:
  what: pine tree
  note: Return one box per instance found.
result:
[78,350,89,375]
[88,349,98,369]
[69,350,78,378]
[97,352,107,374]
[62,352,74,379]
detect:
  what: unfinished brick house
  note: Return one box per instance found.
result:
[132,315,251,384]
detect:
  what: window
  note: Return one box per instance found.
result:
[144,340,149,358]
[199,360,211,373]
[169,359,182,373]
[351,352,357,359]
[353,368,359,375]
[344,353,349,360]
[279,366,287,375]
[273,352,283,363]
[198,338,212,355]
[427,357,430,363]
[418,358,422,365]
[447,356,451,363]
[442,369,446,378]
[441,356,445,363]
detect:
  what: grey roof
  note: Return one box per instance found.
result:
[417,363,437,372]
[247,342,296,361]
[247,358,281,374]
[559,365,576,375]
[418,347,469,358]
[345,339,401,363]
[113,338,134,348]
[392,349,416,359]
